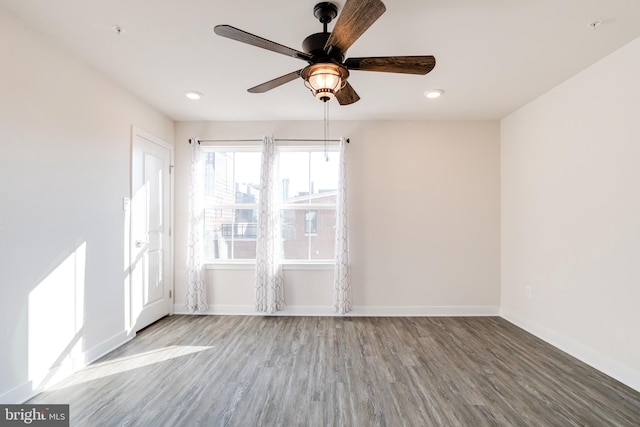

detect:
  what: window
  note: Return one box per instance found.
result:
[203,149,261,260]
[202,145,338,263]
[280,149,338,261]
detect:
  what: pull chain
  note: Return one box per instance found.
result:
[324,100,330,161]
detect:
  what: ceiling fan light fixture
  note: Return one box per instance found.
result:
[214,0,435,106]
[303,63,348,102]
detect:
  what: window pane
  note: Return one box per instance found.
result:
[204,151,261,207]
[310,209,336,259]
[310,151,338,204]
[204,152,233,206]
[233,239,256,259]
[281,209,306,260]
[203,207,257,260]
[281,208,335,260]
[232,208,257,259]
[280,152,310,202]
[234,152,261,204]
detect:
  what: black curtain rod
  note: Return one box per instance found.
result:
[189,138,349,144]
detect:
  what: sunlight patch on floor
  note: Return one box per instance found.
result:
[48,345,213,390]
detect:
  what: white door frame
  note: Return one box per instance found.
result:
[129,126,174,333]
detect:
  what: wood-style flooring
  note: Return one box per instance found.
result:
[29,315,640,426]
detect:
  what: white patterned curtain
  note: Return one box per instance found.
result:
[255,136,285,313]
[185,138,208,313]
[333,137,352,314]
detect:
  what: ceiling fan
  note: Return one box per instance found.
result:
[214,0,436,105]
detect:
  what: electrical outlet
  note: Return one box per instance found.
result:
[525,286,532,298]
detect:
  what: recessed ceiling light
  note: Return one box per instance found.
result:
[185,91,203,100]
[424,89,444,99]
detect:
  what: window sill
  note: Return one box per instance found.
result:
[204,262,334,271]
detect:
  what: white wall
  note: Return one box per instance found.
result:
[501,37,640,391]
[0,8,174,403]
[174,120,501,315]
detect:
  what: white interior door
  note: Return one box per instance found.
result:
[131,128,173,332]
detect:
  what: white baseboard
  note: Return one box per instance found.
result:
[0,331,133,404]
[173,305,256,315]
[501,310,640,393]
[173,305,333,316]
[0,381,35,406]
[83,330,133,366]
[350,305,500,317]
[173,304,500,317]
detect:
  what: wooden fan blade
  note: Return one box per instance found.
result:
[336,81,360,105]
[324,0,386,55]
[248,70,303,93]
[344,56,436,75]
[214,25,312,61]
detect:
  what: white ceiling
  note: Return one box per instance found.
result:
[2,0,640,122]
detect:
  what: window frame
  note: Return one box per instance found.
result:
[202,145,261,263]
[201,143,339,266]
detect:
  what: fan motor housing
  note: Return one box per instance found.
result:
[302,32,330,55]
[303,32,344,63]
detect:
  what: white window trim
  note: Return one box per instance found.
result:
[204,261,333,270]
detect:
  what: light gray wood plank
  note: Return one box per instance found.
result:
[28,315,640,426]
